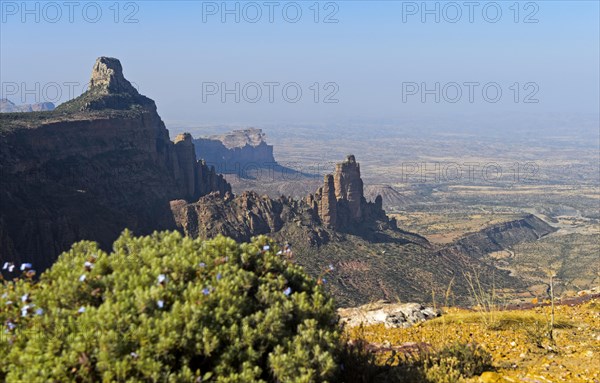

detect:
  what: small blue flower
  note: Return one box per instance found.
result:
[6,321,16,331]
[77,306,86,314]
[199,262,206,268]
[35,308,44,316]
[20,293,29,302]
[216,273,222,281]
[157,300,164,309]
[283,287,292,296]
[20,263,32,271]
[322,278,327,284]
[202,287,211,295]
[263,245,270,251]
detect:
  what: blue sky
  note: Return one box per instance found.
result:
[1,1,599,127]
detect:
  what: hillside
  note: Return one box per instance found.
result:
[171,155,555,307]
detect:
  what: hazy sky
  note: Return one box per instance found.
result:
[1,1,599,127]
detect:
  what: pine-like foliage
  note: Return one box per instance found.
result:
[1,231,340,382]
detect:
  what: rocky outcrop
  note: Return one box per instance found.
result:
[172,154,398,246]
[0,99,55,113]
[338,301,441,328]
[313,174,337,229]
[193,128,277,174]
[0,57,231,271]
[334,155,364,220]
[307,155,396,231]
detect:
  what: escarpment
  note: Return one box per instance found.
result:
[0,57,230,270]
[437,214,556,258]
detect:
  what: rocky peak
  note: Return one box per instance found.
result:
[334,154,364,220]
[56,56,153,112]
[89,57,138,95]
[308,155,392,231]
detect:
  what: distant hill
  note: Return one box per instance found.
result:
[0,98,55,113]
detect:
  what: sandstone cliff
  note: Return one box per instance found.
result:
[192,128,276,175]
[0,57,231,270]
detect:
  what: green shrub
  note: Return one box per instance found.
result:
[0,231,340,382]
[423,343,493,383]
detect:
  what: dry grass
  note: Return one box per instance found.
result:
[347,299,600,382]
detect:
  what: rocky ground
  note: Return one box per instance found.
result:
[347,295,600,382]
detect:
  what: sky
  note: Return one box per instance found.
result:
[1,1,599,128]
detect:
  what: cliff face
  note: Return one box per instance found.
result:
[0,57,231,270]
[192,128,276,173]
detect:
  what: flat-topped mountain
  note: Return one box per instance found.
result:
[0,57,230,270]
[211,128,270,149]
[192,128,277,174]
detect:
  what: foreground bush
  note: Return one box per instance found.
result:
[1,231,340,382]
